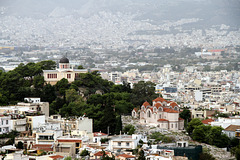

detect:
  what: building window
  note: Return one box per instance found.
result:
[159,114,161,119]
[6,120,8,125]
[171,124,173,128]
[75,148,79,154]
[47,74,57,79]
[148,111,151,118]
[0,128,1,132]
[1,121,3,125]
[76,143,80,147]
[67,74,71,79]
[175,124,177,128]
[126,142,129,146]
[118,142,121,146]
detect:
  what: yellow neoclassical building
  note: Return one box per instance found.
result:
[43,57,88,85]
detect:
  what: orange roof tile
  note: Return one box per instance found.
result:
[94,151,110,156]
[133,108,139,112]
[157,119,169,122]
[49,155,64,159]
[163,108,179,113]
[224,125,240,132]
[148,108,154,112]
[32,144,53,151]
[208,49,225,52]
[154,103,162,109]
[178,118,184,121]
[201,119,214,125]
[94,132,108,137]
[169,102,178,107]
[143,102,150,107]
[153,97,167,102]
[118,154,135,158]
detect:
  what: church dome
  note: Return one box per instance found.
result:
[60,56,69,63]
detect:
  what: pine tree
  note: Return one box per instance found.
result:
[115,115,122,135]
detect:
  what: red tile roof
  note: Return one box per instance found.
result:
[154,103,162,108]
[143,102,150,107]
[208,49,225,52]
[94,151,110,156]
[117,154,135,158]
[169,102,178,107]
[201,119,214,125]
[153,97,167,102]
[94,132,108,137]
[133,108,139,112]
[49,155,64,159]
[163,108,179,113]
[157,119,169,122]
[32,144,53,151]
[148,108,154,112]
[178,118,184,121]
[224,125,240,132]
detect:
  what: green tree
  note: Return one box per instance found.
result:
[180,109,191,128]
[64,156,72,160]
[100,93,116,134]
[131,81,158,106]
[123,124,135,135]
[37,60,56,70]
[138,150,145,160]
[16,141,24,149]
[192,125,211,143]
[77,65,84,69]
[199,152,215,160]
[80,149,89,156]
[187,118,203,136]
[115,115,122,135]
[66,89,81,103]
[41,84,56,103]
[55,78,69,96]
[33,75,44,89]
[205,126,229,148]
[180,109,191,121]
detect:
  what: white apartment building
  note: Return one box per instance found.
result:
[0,115,11,134]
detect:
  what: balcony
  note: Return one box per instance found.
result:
[16,119,27,125]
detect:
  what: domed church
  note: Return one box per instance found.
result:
[43,57,88,85]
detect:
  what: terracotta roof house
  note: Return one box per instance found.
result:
[202,119,214,125]
[132,97,184,130]
[223,125,240,138]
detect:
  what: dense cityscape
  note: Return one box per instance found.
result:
[0,0,240,160]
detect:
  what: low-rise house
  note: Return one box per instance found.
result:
[0,115,11,134]
[223,125,240,138]
[93,151,112,159]
[108,134,147,151]
[26,115,45,131]
[9,114,26,133]
[116,154,136,160]
[55,137,82,157]
[146,149,174,160]
[211,116,240,129]
[47,115,93,135]
[201,119,214,125]
[93,132,108,144]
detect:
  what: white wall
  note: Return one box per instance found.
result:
[32,116,45,129]
[77,117,93,133]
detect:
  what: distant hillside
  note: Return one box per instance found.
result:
[0,0,240,27]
